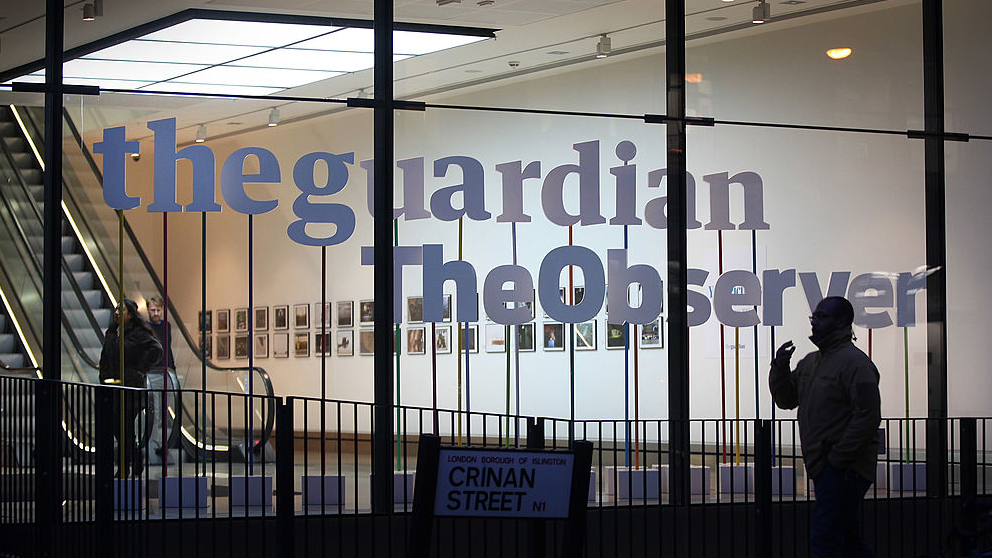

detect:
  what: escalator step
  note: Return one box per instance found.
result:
[65,253,84,272]
[0,353,24,368]
[0,333,14,352]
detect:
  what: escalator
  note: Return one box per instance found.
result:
[0,103,275,464]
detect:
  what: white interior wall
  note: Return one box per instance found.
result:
[103,1,990,430]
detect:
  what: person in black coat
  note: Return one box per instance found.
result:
[99,298,163,478]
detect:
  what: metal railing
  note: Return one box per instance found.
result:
[1,372,989,557]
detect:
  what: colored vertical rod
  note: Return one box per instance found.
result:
[569,224,575,444]
[770,325,776,463]
[634,324,640,468]
[718,230,727,463]
[457,217,463,444]
[752,230,759,419]
[201,212,207,475]
[321,245,327,475]
[623,225,630,466]
[464,321,471,440]
[904,326,910,463]
[394,219,401,470]
[162,213,169,476]
[431,321,438,434]
[512,222,521,447]
[868,329,873,358]
[248,214,255,474]
[118,210,125,478]
[505,324,510,447]
[734,326,740,465]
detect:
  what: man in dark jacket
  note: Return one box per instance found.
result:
[145,295,178,461]
[99,298,163,477]
[769,296,881,558]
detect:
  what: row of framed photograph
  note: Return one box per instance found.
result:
[198,284,658,335]
[204,319,664,360]
[198,296,454,335]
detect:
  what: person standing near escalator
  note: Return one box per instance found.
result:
[99,298,162,478]
[145,295,177,462]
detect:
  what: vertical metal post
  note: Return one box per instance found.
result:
[922,0,948,499]
[95,386,115,558]
[42,0,64,384]
[960,418,977,533]
[372,0,396,514]
[666,0,691,512]
[276,398,295,558]
[754,420,773,557]
[35,379,59,558]
[526,418,545,558]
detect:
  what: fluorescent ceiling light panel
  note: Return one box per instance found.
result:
[62,77,156,89]
[393,31,486,55]
[140,19,334,48]
[84,41,270,65]
[63,59,208,81]
[293,28,374,52]
[178,65,342,88]
[139,82,285,96]
[236,49,376,72]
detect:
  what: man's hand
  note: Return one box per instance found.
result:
[775,341,796,367]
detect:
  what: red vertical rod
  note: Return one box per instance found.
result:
[718,230,727,463]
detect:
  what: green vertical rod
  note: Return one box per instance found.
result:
[117,210,125,478]
[505,324,510,447]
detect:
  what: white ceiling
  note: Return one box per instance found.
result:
[0,0,905,143]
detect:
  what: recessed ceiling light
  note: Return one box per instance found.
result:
[227,122,242,125]
[780,0,805,5]
[706,16,728,21]
[464,69,482,73]
[547,50,569,55]
[826,47,853,60]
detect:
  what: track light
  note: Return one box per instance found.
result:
[752,1,770,24]
[268,108,280,127]
[83,3,95,21]
[93,0,104,17]
[436,0,461,5]
[596,34,611,59]
[195,124,206,143]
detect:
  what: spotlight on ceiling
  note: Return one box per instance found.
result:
[752,1,770,23]
[195,124,207,143]
[83,3,95,21]
[826,47,853,60]
[436,0,461,5]
[596,34,611,59]
[268,108,280,127]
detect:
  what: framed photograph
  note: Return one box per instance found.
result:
[314,302,332,328]
[337,301,353,328]
[202,335,213,359]
[199,310,212,334]
[216,309,230,333]
[435,325,452,354]
[254,333,269,358]
[273,333,289,358]
[575,320,597,351]
[573,285,585,305]
[359,329,375,355]
[234,333,249,359]
[216,334,230,359]
[315,332,332,356]
[639,319,663,349]
[254,306,269,331]
[485,324,507,353]
[235,308,248,332]
[465,325,478,354]
[407,326,426,355]
[517,323,536,352]
[359,300,374,325]
[336,330,354,356]
[273,305,289,330]
[407,296,424,323]
[516,298,535,321]
[606,322,627,349]
[442,294,452,322]
[293,332,310,357]
[294,303,310,329]
[543,322,565,351]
